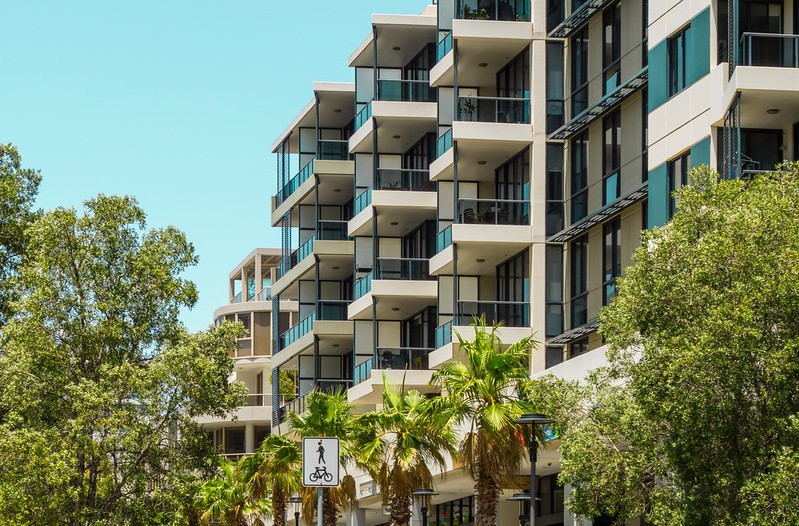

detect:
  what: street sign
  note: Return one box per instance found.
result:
[302,436,340,487]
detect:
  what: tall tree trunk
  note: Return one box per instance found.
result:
[474,469,500,526]
[273,490,286,526]
[389,493,412,526]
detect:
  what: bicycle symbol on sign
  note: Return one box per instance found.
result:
[308,466,334,483]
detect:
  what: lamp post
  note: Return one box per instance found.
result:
[411,488,438,526]
[513,413,552,526]
[288,496,303,526]
[507,492,531,526]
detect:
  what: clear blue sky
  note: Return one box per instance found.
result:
[1,0,430,331]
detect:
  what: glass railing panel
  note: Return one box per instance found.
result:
[279,312,316,350]
[457,300,530,327]
[740,32,799,68]
[435,321,453,348]
[375,347,432,370]
[317,380,352,394]
[437,31,453,62]
[436,225,453,253]
[377,79,436,103]
[318,140,351,160]
[353,359,374,385]
[354,272,373,299]
[457,198,530,225]
[436,128,453,158]
[375,258,432,281]
[288,235,316,271]
[279,393,308,419]
[317,300,349,321]
[245,393,273,407]
[278,160,315,205]
[354,187,373,215]
[231,291,243,304]
[457,0,530,21]
[457,96,530,124]
[317,220,348,241]
[354,102,373,131]
[375,168,434,192]
[257,287,271,301]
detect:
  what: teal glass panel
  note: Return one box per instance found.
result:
[648,163,669,229]
[686,8,711,86]
[648,40,669,110]
[690,136,711,168]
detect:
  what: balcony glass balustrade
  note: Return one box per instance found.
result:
[377,79,436,103]
[231,291,243,304]
[317,299,349,321]
[375,257,433,281]
[437,31,453,61]
[457,96,530,124]
[354,187,373,215]
[317,220,349,241]
[279,312,316,350]
[436,128,453,157]
[353,347,433,385]
[376,168,434,192]
[740,32,799,68]
[436,225,453,252]
[457,300,530,327]
[257,287,271,301]
[457,198,530,225]
[354,102,372,131]
[354,272,373,299]
[277,161,314,205]
[457,0,530,22]
[318,139,351,160]
[435,320,453,347]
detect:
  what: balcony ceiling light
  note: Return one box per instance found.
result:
[478,62,488,68]
[392,134,401,139]
[390,221,399,226]
[332,266,340,270]
[334,188,342,192]
[767,108,780,114]
[477,160,487,165]
[392,307,400,311]
[476,258,485,263]
[334,109,342,113]
[393,46,401,51]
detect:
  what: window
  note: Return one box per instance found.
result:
[570,235,588,328]
[546,143,564,235]
[545,244,563,338]
[547,0,565,32]
[642,89,649,182]
[668,151,690,218]
[571,132,589,223]
[602,2,621,94]
[571,27,589,116]
[546,346,565,369]
[603,217,621,306]
[668,26,689,96]
[496,250,530,327]
[603,109,621,205]
[569,336,589,358]
[546,41,565,133]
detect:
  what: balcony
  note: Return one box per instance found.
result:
[354,102,372,131]
[456,0,530,22]
[457,96,530,124]
[195,393,274,426]
[317,220,349,241]
[739,32,799,68]
[377,79,436,103]
[376,257,432,281]
[279,313,315,350]
[436,128,453,158]
[437,32,453,62]
[376,168,434,192]
[457,300,529,327]
[353,347,433,385]
[348,258,437,320]
[457,198,529,225]
[277,161,314,206]
[318,139,351,160]
[318,299,349,321]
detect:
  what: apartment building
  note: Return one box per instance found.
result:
[197,248,296,458]
[267,0,799,524]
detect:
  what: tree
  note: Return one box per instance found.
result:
[0,195,246,525]
[430,318,539,526]
[0,143,41,327]
[288,389,372,526]
[550,165,799,525]
[197,458,270,526]
[250,434,302,526]
[359,378,458,526]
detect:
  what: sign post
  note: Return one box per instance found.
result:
[303,437,340,526]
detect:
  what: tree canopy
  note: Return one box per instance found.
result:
[0,194,246,525]
[545,165,799,525]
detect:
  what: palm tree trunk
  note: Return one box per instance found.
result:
[474,470,500,526]
[389,493,412,526]
[273,490,286,526]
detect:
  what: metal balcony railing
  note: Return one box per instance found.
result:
[231,291,243,304]
[456,0,530,21]
[278,161,314,205]
[375,257,433,281]
[457,198,530,225]
[354,102,372,131]
[317,139,351,160]
[376,168,434,192]
[436,128,453,157]
[377,79,436,102]
[257,287,271,301]
[740,32,799,68]
[437,31,453,62]
[353,347,433,385]
[279,312,316,350]
[354,272,373,299]
[435,320,453,348]
[354,187,373,215]
[457,96,530,124]
[245,393,273,407]
[436,225,453,253]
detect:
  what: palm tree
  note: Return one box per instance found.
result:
[288,389,374,526]
[196,458,270,526]
[430,317,539,526]
[249,434,302,526]
[359,378,458,526]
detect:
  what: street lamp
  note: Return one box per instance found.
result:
[513,413,552,526]
[507,492,531,526]
[411,488,438,526]
[288,496,303,526]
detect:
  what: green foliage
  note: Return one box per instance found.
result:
[431,317,539,526]
[196,458,270,526]
[549,165,799,525]
[250,434,301,526]
[0,195,246,525]
[0,143,41,327]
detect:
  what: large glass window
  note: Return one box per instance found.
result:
[570,235,588,328]
[602,217,621,306]
[546,244,563,338]
[571,27,589,116]
[668,151,690,218]
[571,132,588,223]
[668,26,689,96]
[546,41,565,133]
[603,109,621,205]
[546,143,564,235]
[602,2,621,94]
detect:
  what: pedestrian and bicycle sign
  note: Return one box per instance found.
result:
[302,436,340,487]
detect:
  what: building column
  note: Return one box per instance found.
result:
[255,256,263,299]
[245,423,255,454]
